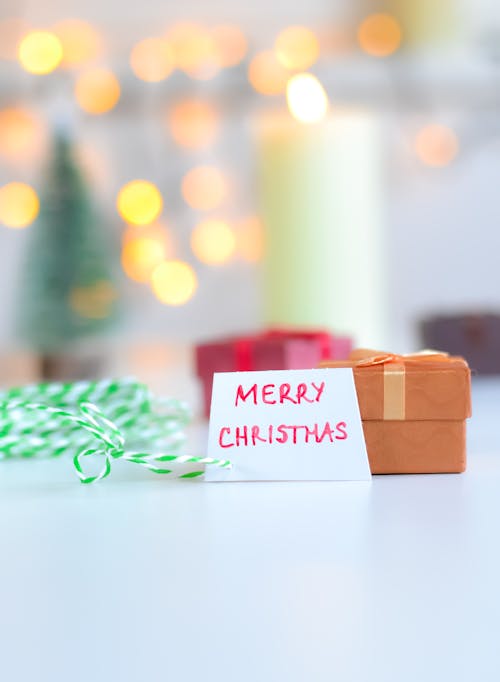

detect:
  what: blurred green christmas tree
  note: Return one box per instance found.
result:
[18,131,119,377]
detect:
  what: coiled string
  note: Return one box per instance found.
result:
[0,378,231,483]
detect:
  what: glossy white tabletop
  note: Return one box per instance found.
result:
[0,378,499,682]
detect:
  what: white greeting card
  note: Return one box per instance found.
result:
[206,368,371,481]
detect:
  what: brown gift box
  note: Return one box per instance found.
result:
[320,349,472,474]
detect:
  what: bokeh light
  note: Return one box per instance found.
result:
[168,99,219,149]
[248,50,289,95]
[0,182,39,228]
[211,25,247,67]
[414,124,459,167]
[286,73,328,124]
[122,235,167,283]
[275,26,320,71]
[74,68,121,114]
[151,260,197,305]
[130,37,174,82]
[18,31,63,74]
[191,219,236,265]
[117,180,163,225]
[167,22,219,80]
[181,166,227,211]
[236,216,265,263]
[53,19,101,67]
[69,280,117,319]
[357,14,402,57]
[0,108,45,161]
[121,222,181,291]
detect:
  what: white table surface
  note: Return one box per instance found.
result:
[0,377,499,682]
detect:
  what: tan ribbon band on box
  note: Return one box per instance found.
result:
[382,362,406,419]
[354,350,450,421]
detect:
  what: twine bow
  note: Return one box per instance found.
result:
[352,349,450,367]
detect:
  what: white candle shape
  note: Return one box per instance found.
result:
[256,108,386,348]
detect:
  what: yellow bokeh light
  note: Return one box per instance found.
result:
[275,26,320,71]
[0,182,39,229]
[122,223,174,277]
[130,37,174,82]
[181,166,227,211]
[211,25,247,67]
[236,216,265,263]
[357,14,402,57]
[117,180,163,226]
[74,68,120,115]
[18,30,63,75]
[286,73,328,124]
[167,22,219,80]
[191,219,236,265]
[0,108,45,160]
[122,235,167,283]
[151,260,197,305]
[168,99,219,149]
[53,19,101,67]
[414,124,459,167]
[69,280,117,319]
[248,50,289,95]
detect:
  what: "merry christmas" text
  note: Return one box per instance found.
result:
[217,379,349,448]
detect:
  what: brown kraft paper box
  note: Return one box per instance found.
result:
[320,349,471,474]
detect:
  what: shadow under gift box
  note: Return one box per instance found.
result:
[320,349,471,474]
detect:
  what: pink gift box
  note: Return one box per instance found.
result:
[195,328,352,417]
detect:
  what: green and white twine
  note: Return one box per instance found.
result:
[0,378,231,483]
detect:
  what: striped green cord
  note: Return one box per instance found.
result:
[0,378,189,457]
[0,379,231,483]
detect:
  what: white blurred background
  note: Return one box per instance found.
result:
[1,0,500,365]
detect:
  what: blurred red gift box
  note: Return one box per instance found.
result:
[195,329,352,417]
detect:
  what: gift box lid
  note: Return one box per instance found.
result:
[194,334,320,374]
[195,328,351,377]
[320,349,471,421]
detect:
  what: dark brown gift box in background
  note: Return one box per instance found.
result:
[421,313,500,375]
[320,349,472,474]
